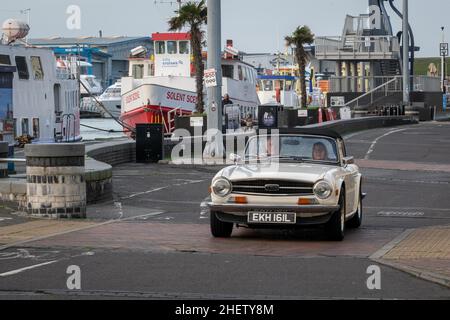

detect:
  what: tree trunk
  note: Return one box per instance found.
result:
[297,46,308,108]
[191,28,205,114]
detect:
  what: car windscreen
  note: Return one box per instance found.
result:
[245,135,339,164]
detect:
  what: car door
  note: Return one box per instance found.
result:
[338,139,359,216]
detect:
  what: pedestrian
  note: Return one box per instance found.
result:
[222,94,233,111]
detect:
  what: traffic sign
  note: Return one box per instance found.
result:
[204,68,217,88]
[440,43,448,57]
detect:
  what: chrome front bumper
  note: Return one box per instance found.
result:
[207,203,339,215]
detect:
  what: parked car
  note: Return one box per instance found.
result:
[207,128,364,241]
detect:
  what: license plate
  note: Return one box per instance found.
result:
[248,212,297,224]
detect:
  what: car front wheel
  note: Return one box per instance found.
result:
[325,190,345,241]
[210,211,233,238]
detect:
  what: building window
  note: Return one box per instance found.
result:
[30,56,44,80]
[132,64,144,79]
[155,41,165,54]
[179,41,190,54]
[167,41,178,54]
[238,66,243,81]
[0,54,11,65]
[15,56,29,80]
[21,118,29,135]
[33,118,40,138]
[222,65,234,79]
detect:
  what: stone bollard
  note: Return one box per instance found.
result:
[0,142,9,178]
[23,144,86,218]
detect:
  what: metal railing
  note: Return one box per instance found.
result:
[330,76,441,94]
[341,76,441,109]
[315,35,400,57]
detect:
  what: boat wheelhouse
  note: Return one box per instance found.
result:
[120,33,259,134]
[257,75,300,108]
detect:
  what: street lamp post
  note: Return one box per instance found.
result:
[402,0,409,105]
[440,27,448,93]
[206,0,223,131]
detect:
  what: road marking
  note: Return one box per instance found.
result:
[377,211,425,217]
[366,206,450,212]
[0,211,163,252]
[121,180,204,201]
[0,260,58,277]
[364,128,408,160]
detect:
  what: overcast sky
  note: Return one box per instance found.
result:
[0,0,448,57]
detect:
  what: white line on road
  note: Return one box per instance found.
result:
[0,260,58,277]
[364,128,408,160]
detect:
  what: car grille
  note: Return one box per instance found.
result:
[232,180,314,196]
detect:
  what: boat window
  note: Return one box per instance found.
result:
[32,118,40,138]
[155,41,166,54]
[179,41,190,54]
[132,64,144,79]
[15,56,29,80]
[285,80,293,91]
[274,80,284,91]
[167,41,177,54]
[222,65,234,79]
[238,66,243,81]
[21,118,29,135]
[30,56,44,80]
[0,54,11,65]
[262,80,273,91]
[243,67,249,82]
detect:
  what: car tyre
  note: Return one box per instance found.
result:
[347,188,363,229]
[210,211,233,238]
[325,189,345,241]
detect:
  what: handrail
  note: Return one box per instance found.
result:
[344,77,400,108]
[0,158,26,163]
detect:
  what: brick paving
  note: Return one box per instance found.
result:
[379,226,450,285]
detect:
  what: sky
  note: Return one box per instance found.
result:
[0,0,448,57]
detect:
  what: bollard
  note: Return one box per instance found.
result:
[23,144,86,218]
[7,144,15,174]
[0,142,8,178]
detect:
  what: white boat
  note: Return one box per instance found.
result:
[0,20,81,144]
[97,81,121,118]
[257,75,300,108]
[120,33,260,134]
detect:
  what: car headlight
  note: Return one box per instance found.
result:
[313,181,333,199]
[212,178,232,197]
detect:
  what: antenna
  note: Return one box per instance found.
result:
[154,0,186,10]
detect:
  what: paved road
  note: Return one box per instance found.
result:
[0,122,450,299]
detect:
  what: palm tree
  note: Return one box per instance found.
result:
[168,0,207,114]
[285,26,315,108]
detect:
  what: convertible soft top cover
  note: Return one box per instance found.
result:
[257,128,344,141]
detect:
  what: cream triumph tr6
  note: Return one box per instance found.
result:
[207,129,364,241]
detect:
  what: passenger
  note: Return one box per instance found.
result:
[312,142,328,161]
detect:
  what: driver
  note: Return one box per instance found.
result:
[312,142,328,161]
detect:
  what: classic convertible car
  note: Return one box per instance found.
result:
[207,129,363,241]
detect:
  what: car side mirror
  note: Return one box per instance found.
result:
[343,156,355,166]
[230,153,242,164]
